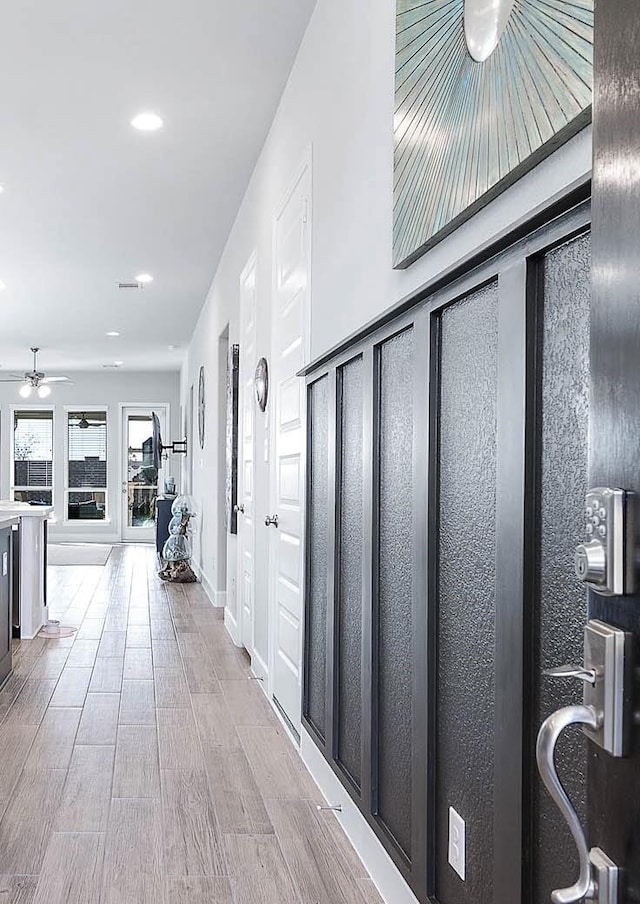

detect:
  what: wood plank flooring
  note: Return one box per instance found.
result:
[0,545,382,903]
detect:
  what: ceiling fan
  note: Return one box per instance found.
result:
[0,347,72,398]
[71,413,104,429]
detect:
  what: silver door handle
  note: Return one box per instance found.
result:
[264,514,279,527]
[536,704,599,904]
[234,504,245,514]
[544,664,597,685]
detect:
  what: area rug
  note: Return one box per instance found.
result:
[48,544,113,566]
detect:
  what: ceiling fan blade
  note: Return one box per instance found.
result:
[41,376,71,383]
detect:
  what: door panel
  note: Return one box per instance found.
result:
[304,375,329,740]
[271,162,311,733]
[336,356,364,790]
[122,407,166,543]
[529,233,591,903]
[435,282,499,904]
[239,253,257,655]
[375,327,416,859]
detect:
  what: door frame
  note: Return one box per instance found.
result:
[237,250,258,660]
[267,147,313,736]
[300,186,592,903]
[119,403,170,543]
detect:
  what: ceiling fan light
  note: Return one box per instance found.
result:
[37,384,51,399]
[19,383,32,398]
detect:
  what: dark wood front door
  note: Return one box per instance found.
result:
[585,0,640,899]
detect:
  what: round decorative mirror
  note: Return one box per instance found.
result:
[198,365,205,448]
[254,357,269,412]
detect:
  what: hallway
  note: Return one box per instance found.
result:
[0,546,381,903]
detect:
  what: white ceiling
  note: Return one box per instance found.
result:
[0,0,316,374]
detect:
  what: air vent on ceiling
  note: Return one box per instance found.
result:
[118,281,143,290]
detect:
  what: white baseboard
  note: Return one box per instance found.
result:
[213,590,227,609]
[189,561,225,609]
[300,729,419,904]
[248,677,411,903]
[251,649,268,682]
[224,607,240,645]
[199,571,215,603]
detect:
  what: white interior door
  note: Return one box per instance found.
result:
[121,406,167,542]
[238,254,257,656]
[269,159,311,734]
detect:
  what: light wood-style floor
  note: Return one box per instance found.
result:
[0,545,383,904]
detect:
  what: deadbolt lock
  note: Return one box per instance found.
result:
[575,541,606,585]
[575,488,634,596]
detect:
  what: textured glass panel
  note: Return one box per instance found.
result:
[306,376,329,739]
[377,328,414,857]
[436,282,498,904]
[337,357,363,788]
[532,232,590,903]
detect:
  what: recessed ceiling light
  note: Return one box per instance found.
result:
[106,331,120,337]
[131,112,163,132]
[113,360,124,367]
[135,273,153,284]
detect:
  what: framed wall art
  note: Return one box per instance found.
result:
[393,0,593,268]
[225,343,240,535]
[198,366,206,449]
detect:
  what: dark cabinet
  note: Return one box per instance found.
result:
[0,527,13,688]
[156,496,176,556]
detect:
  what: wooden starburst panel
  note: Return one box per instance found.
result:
[393,0,593,268]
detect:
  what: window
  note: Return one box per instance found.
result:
[66,411,107,521]
[12,410,54,504]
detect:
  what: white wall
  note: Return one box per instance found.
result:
[0,370,181,543]
[181,0,592,614]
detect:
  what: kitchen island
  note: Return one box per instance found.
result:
[0,502,53,638]
[0,514,20,685]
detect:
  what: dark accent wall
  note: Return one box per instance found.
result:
[302,197,592,904]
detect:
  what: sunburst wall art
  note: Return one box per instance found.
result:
[393,0,593,268]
